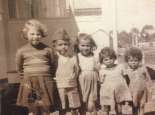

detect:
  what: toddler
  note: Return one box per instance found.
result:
[99,47,132,115]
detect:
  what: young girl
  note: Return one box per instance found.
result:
[52,28,81,115]
[124,47,150,115]
[16,19,55,115]
[77,33,98,115]
[99,47,132,115]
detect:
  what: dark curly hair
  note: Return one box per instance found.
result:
[99,47,117,63]
[124,47,143,62]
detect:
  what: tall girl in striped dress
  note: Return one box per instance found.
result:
[16,19,55,115]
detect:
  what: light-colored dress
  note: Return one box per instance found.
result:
[55,54,81,109]
[55,54,79,88]
[78,53,98,103]
[123,64,150,115]
[99,64,132,114]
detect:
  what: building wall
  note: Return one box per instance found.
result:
[0,0,79,82]
[9,0,69,19]
[0,0,8,79]
[7,17,79,72]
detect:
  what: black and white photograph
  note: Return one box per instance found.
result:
[0,0,155,115]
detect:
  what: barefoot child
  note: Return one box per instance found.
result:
[77,33,98,115]
[124,47,150,115]
[99,47,132,115]
[16,19,55,115]
[52,28,81,115]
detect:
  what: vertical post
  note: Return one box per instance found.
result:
[112,0,118,53]
[135,34,138,47]
[69,0,74,14]
[0,0,9,85]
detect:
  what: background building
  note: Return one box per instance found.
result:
[0,0,155,80]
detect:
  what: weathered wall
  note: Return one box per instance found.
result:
[7,17,79,72]
[0,0,8,79]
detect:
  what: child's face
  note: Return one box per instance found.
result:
[78,39,92,56]
[55,40,69,56]
[27,28,42,46]
[102,57,115,68]
[127,56,140,70]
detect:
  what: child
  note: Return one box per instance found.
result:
[52,28,81,115]
[124,47,150,115]
[16,19,55,115]
[77,33,98,115]
[99,47,132,115]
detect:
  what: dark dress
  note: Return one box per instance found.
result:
[15,43,56,110]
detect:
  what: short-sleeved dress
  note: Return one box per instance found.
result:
[123,64,150,115]
[99,64,132,114]
[16,43,56,109]
[78,53,98,103]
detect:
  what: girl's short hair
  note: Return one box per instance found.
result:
[124,47,143,62]
[77,33,97,51]
[52,28,70,46]
[99,47,117,63]
[22,19,47,39]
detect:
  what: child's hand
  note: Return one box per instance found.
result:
[99,72,106,83]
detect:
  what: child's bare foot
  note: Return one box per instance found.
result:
[28,112,34,115]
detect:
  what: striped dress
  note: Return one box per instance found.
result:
[16,43,56,109]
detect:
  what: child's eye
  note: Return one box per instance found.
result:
[31,33,35,35]
[58,44,63,46]
[37,33,41,36]
[64,43,68,46]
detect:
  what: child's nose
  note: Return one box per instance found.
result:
[33,35,39,39]
[61,45,65,48]
[84,46,89,49]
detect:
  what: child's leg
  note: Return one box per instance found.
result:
[59,110,67,115]
[40,106,51,115]
[57,88,68,115]
[29,112,34,115]
[67,88,81,115]
[28,106,37,115]
[101,105,110,115]
[87,99,97,115]
[120,102,133,115]
[71,108,80,115]
[79,102,86,115]
[133,106,138,115]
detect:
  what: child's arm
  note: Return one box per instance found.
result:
[15,49,24,75]
[121,64,130,86]
[74,55,80,78]
[49,48,57,77]
[99,69,106,84]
